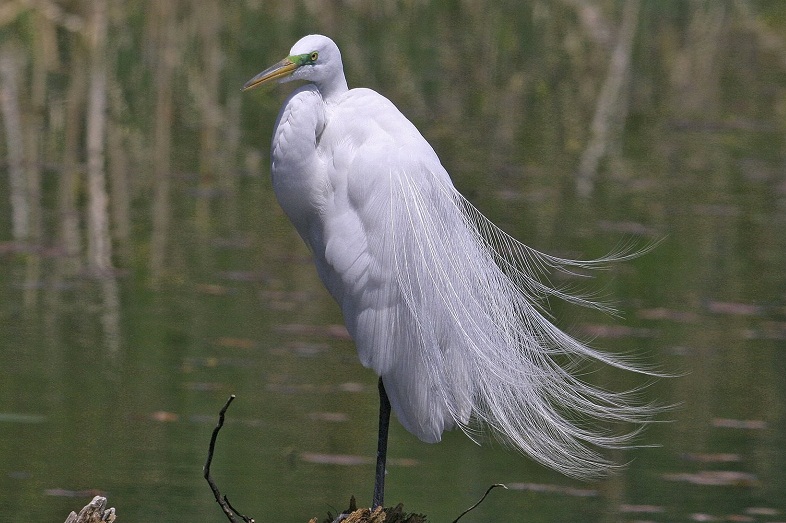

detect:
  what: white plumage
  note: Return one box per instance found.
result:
[244,34,656,482]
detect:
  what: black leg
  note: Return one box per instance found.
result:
[372,377,391,509]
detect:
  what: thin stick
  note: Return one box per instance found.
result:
[203,394,255,523]
[372,377,391,509]
[451,484,508,523]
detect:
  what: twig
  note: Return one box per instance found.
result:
[203,394,255,523]
[451,484,507,523]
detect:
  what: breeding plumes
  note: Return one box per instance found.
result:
[243,34,659,508]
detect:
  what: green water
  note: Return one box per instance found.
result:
[1,2,785,521]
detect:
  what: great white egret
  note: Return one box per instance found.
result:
[243,34,658,508]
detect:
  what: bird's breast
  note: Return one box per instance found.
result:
[270,86,328,237]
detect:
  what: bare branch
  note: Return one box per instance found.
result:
[451,484,508,523]
[203,395,255,523]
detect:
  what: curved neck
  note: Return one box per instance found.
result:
[316,71,348,102]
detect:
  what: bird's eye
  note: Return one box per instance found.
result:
[310,51,319,62]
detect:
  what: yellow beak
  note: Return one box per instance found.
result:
[242,58,297,91]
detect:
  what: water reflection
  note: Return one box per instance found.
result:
[98,276,121,355]
[1,1,785,522]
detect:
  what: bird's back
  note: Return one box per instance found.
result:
[271,82,657,477]
[312,87,474,441]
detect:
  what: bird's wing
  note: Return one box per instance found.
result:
[317,88,658,474]
[315,88,469,440]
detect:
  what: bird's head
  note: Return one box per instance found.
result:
[243,34,345,94]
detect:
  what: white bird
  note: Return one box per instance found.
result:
[244,34,658,508]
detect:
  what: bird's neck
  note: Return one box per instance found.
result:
[317,72,349,103]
